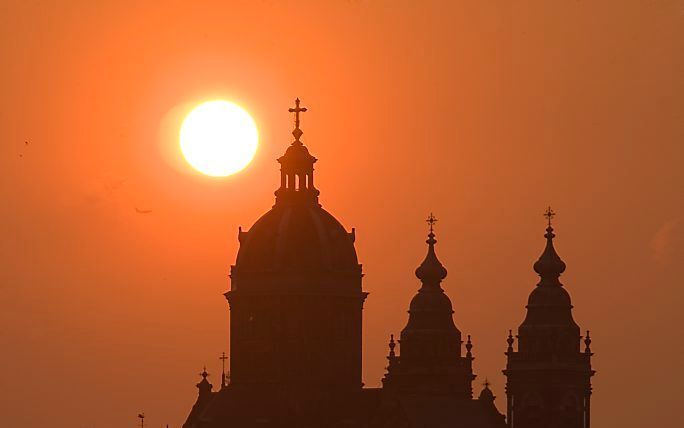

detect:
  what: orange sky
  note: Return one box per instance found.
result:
[1,1,682,427]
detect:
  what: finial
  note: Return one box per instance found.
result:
[584,330,592,355]
[137,413,145,428]
[415,213,447,283]
[219,352,228,388]
[426,212,438,233]
[288,98,308,143]
[388,334,396,358]
[543,206,557,241]
[544,206,556,228]
[533,207,566,283]
[200,366,209,379]
[465,335,474,359]
[425,212,438,245]
[507,329,515,353]
[483,378,491,389]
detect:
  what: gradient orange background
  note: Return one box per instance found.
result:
[1,1,682,427]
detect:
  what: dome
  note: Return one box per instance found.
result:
[478,383,495,402]
[279,142,316,167]
[414,240,448,283]
[230,98,361,294]
[533,226,566,284]
[408,289,454,314]
[521,219,580,329]
[403,220,459,332]
[234,202,359,273]
[527,284,572,307]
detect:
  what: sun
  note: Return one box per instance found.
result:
[180,100,258,177]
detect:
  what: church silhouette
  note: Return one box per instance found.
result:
[182,100,595,428]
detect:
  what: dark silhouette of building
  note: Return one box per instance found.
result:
[503,209,595,428]
[182,101,594,428]
[374,214,506,427]
[226,97,367,391]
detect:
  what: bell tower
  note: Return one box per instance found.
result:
[382,214,476,397]
[503,208,595,428]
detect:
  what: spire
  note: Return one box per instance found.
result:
[415,213,448,285]
[533,206,566,286]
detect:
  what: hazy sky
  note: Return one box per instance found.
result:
[1,1,682,427]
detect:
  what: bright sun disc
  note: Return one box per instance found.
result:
[180,100,258,177]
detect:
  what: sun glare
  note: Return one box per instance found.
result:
[180,100,258,177]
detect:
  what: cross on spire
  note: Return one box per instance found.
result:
[426,212,438,233]
[288,98,308,142]
[544,206,556,227]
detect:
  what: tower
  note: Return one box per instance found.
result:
[503,208,595,428]
[225,99,368,390]
[382,214,476,397]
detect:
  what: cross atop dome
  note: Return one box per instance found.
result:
[544,206,556,227]
[288,98,308,143]
[426,212,438,233]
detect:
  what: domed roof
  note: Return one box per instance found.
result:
[279,142,316,168]
[533,226,566,282]
[478,382,495,402]
[403,217,460,332]
[232,99,359,277]
[521,217,579,329]
[408,288,454,313]
[414,234,448,283]
[235,203,359,273]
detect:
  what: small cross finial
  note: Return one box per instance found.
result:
[483,378,491,388]
[544,206,556,227]
[288,98,308,142]
[426,212,438,233]
[200,366,208,379]
[219,352,228,387]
